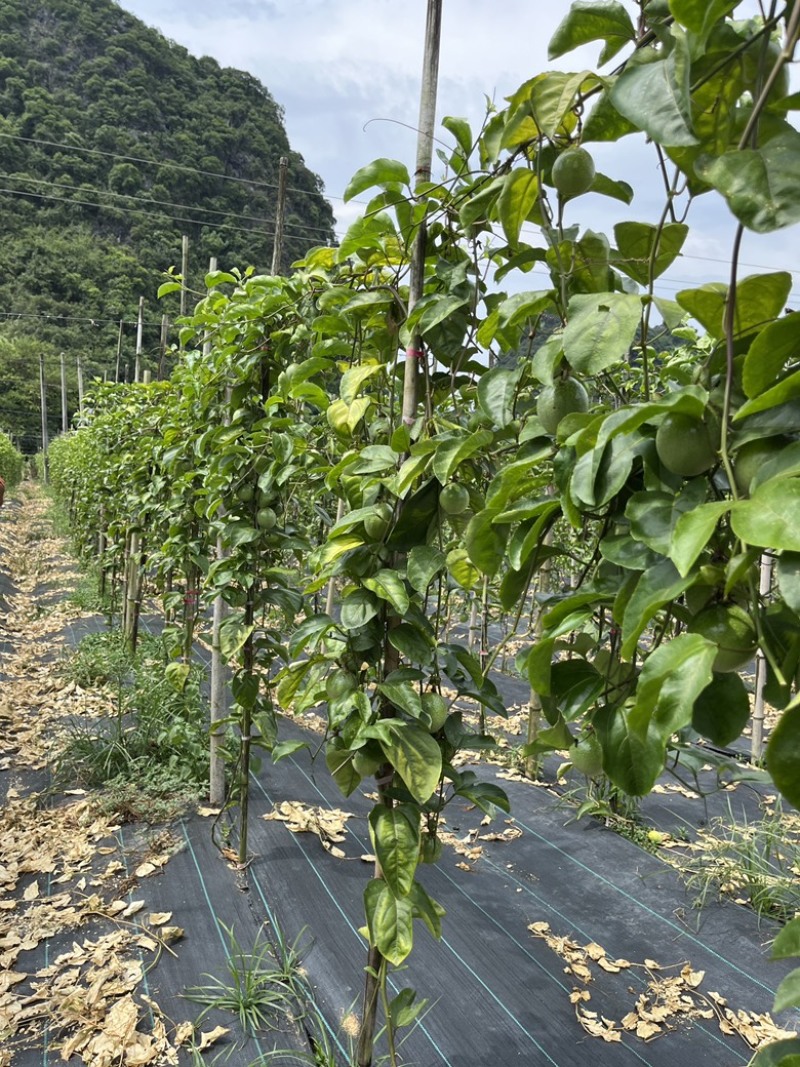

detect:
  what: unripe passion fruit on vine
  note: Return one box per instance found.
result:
[551,147,596,199]
[688,603,757,673]
[419,834,443,864]
[655,412,717,477]
[733,436,790,495]
[256,506,277,530]
[325,669,358,702]
[422,692,449,732]
[237,484,255,504]
[439,483,470,516]
[571,734,603,777]
[537,377,589,434]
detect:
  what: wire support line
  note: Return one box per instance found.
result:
[0,171,338,238]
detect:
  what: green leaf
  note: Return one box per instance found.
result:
[326,742,360,797]
[464,508,509,578]
[389,622,434,664]
[289,614,335,657]
[695,132,800,233]
[732,479,800,552]
[432,430,493,483]
[407,546,446,595]
[766,706,800,808]
[382,721,443,804]
[627,481,706,555]
[528,71,599,137]
[748,1038,800,1067]
[446,547,480,590]
[609,34,698,147]
[157,280,183,298]
[613,221,689,286]
[743,313,800,399]
[674,283,727,338]
[364,879,414,965]
[272,740,309,763]
[621,559,694,659]
[477,366,522,428]
[772,918,800,960]
[563,292,642,374]
[386,479,440,552]
[549,1,635,64]
[363,570,410,615]
[668,0,738,41]
[369,806,420,897]
[414,293,469,335]
[735,367,800,420]
[671,501,732,577]
[340,589,380,630]
[543,660,604,722]
[409,882,446,939]
[165,662,190,692]
[778,553,800,615]
[692,672,751,747]
[598,633,716,794]
[678,273,792,344]
[219,620,255,660]
[775,966,800,1017]
[495,291,554,331]
[344,158,411,202]
[498,168,539,248]
[442,115,473,157]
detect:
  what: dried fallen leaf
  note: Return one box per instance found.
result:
[198,1025,229,1051]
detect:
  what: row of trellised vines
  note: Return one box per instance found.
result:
[45,2,800,1063]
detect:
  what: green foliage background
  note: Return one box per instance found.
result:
[0,0,335,448]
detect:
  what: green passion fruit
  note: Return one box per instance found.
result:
[571,734,603,777]
[655,412,717,477]
[551,147,596,199]
[439,483,470,516]
[536,377,589,435]
[325,669,358,702]
[688,603,757,673]
[256,506,277,530]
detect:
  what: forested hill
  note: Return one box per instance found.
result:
[0,0,335,448]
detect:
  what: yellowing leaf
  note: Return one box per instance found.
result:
[198,1026,229,1051]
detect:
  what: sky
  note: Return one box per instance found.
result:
[119,0,800,307]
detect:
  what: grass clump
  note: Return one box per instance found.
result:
[56,627,209,798]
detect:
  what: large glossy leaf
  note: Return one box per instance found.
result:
[742,312,800,400]
[529,70,599,137]
[766,706,800,808]
[344,158,410,202]
[734,367,800,420]
[407,546,446,595]
[563,292,641,374]
[731,479,800,552]
[613,222,689,286]
[326,741,360,797]
[363,570,410,615]
[670,501,732,577]
[598,634,716,794]
[695,133,800,233]
[364,879,414,965]
[477,365,522,428]
[387,479,439,551]
[464,508,509,577]
[748,1037,800,1067]
[677,273,791,342]
[772,918,800,959]
[668,0,738,41]
[542,659,604,722]
[369,805,420,898]
[446,547,480,590]
[340,589,380,630]
[609,35,698,147]
[692,672,751,747]
[777,553,800,615]
[626,480,706,556]
[382,722,442,804]
[621,559,694,660]
[432,430,493,482]
[498,168,539,247]
[549,1,635,64]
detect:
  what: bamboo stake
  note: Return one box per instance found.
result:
[134,297,144,383]
[115,319,124,383]
[180,234,189,319]
[357,6,442,1066]
[76,354,84,413]
[751,552,774,761]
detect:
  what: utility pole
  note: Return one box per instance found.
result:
[271,156,289,275]
[134,296,144,383]
[39,354,50,483]
[60,352,68,432]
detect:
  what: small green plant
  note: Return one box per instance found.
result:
[184,923,298,1036]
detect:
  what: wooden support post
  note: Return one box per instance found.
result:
[39,354,49,484]
[180,235,189,319]
[115,319,124,383]
[159,314,169,379]
[76,354,84,413]
[271,156,289,275]
[60,352,68,432]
